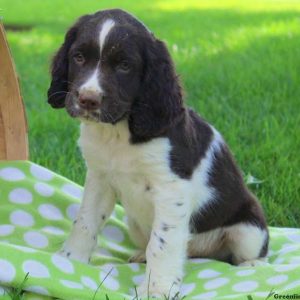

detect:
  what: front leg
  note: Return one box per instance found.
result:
[60,170,115,263]
[138,185,191,299]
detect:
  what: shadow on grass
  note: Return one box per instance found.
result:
[3,6,300,34]
[4,24,34,32]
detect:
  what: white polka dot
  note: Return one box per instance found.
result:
[132,274,144,285]
[277,244,299,255]
[0,259,16,283]
[267,274,288,285]
[30,164,54,181]
[232,281,258,292]
[128,263,140,272]
[192,291,218,299]
[123,215,128,224]
[180,283,195,296]
[11,245,36,253]
[121,294,132,300]
[275,264,299,272]
[287,233,300,243]
[273,257,285,264]
[0,167,25,181]
[81,276,98,290]
[66,203,80,221]
[129,288,137,297]
[100,264,119,277]
[106,241,127,252]
[284,280,300,290]
[290,256,300,264]
[280,242,297,249]
[61,183,83,199]
[34,182,54,197]
[60,279,83,289]
[99,264,120,291]
[23,260,50,278]
[281,227,298,233]
[97,248,113,257]
[24,231,48,249]
[198,269,221,279]
[204,277,230,290]
[189,258,213,264]
[111,210,117,218]
[9,188,33,204]
[10,210,34,227]
[102,226,124,243]
[42,226,65,235]
[0,224,14,236]
[253,292,269,298]
[99,272,120,291]
[236,269,256,277]
[51,254,74,274]
[38,204,63,220]
[26,286,49,296]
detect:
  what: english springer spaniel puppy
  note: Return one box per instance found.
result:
[48,9,268,299]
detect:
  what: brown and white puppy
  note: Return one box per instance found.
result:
[48,9,269,299]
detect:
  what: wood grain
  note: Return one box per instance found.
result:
[0,22,28,160]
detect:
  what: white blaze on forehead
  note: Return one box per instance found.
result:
[79,19,115,94]
[99,19,115,54]
[80,65,102,93]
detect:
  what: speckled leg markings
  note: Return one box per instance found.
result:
[137,185,191,299]
[59,170,115,263]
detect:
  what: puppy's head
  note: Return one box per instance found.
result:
[48,9,183,139]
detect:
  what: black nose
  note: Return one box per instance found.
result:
[78,91,102,110]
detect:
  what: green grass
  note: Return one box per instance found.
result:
[6,271,186,300]
[5,273,28,300]
[0,0,299,227]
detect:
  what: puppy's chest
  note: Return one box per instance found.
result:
[79,122,172,211]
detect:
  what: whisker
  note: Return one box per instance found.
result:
[48,91,70,98]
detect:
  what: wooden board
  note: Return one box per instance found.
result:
[0,22,28,160]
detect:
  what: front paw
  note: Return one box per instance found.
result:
[136,279,180,299]
[58,245,90,264]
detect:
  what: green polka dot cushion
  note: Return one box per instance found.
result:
[0,161,300,300]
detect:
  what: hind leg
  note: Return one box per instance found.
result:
[188,228,231,262]
[225,223,269,266]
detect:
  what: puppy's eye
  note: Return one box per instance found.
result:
[73,52,85,65]
[117,61,130,72]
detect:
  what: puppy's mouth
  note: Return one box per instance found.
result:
[65,98,128,125]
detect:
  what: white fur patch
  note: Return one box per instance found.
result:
[78,120,173,242]
[226,223,267,263]
[189,126,224,212]
[79,66,102,94]
[99,19,115,54]
[79,19,115,95]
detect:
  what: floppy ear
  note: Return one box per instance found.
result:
[47,25,78,108]
[129,38,184,142]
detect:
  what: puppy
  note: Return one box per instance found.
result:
[48,9,269,299]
